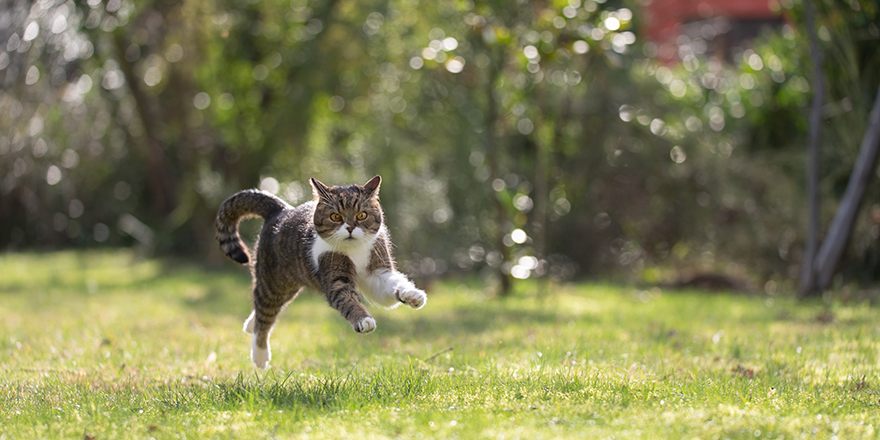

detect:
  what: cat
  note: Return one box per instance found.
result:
[215,175,427,368]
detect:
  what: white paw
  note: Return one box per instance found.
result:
[354,317,376,334]
[243,311,255,334]
[251,338,270,369]
[398,288,427,309]
[251,347,270,369]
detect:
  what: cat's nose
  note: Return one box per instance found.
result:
[346,225,355,233]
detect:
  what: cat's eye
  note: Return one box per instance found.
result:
[356,212,368,221]
[330,213,342,222]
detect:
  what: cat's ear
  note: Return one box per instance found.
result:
[363,175,381,197]
[310,177,333,202]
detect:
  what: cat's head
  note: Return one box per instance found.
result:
[310,175,383,244]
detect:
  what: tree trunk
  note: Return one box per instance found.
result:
[484,50,512,297]
[797,0,825,298]
[113,30,177,217]
[813,86,880,290]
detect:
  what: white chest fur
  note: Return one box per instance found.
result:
[309,227,380,276]
[310,226,408,309]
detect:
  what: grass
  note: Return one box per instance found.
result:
[1,250,879,439]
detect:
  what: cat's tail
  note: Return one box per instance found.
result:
[215,189,289,264]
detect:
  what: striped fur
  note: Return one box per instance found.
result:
[215,176,427,369]
[215,189,289,264]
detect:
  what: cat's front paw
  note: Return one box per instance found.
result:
[397,288,427,309]
[354,316,376,333]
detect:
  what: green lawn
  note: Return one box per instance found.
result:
[1,251,878,439]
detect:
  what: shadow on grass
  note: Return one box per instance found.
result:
[0,251,248,302]
[169,360,638,414]
[206,365,433,411]
[374,305,595,337]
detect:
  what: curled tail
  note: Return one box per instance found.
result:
[215,189,289,264]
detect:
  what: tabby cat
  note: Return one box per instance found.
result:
[215,175,427,368]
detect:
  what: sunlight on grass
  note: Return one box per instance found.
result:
[1,251,879,438]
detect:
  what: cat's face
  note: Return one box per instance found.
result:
[311,176,383,245]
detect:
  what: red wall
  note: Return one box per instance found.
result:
[642,0,778,44]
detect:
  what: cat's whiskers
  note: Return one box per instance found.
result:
[325,227,373,248]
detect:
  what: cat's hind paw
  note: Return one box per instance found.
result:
[251,341,270,369]
[243,311,256,334]
[354,316,376,334]
[397,288,427,309]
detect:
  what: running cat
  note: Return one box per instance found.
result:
[215,175,427,368]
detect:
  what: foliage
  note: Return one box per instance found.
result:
[2,251,880,438]
[616,0,880,285]
[0,0,879,288]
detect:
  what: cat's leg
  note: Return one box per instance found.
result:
[243,310,256,334]
[250,307,275,369]
[249,282,300,369]
[244,288,300,334]
[393,273,427,309]
[360,269,427,309]
[318,252,375,333]
[362,234,427,309]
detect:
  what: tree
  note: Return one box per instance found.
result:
[2,0,879,295]
[797,0,825,298]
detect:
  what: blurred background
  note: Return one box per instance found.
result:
[1,0,878,296]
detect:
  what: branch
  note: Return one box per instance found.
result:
[423,347,453,363]
[814,85,880,290]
